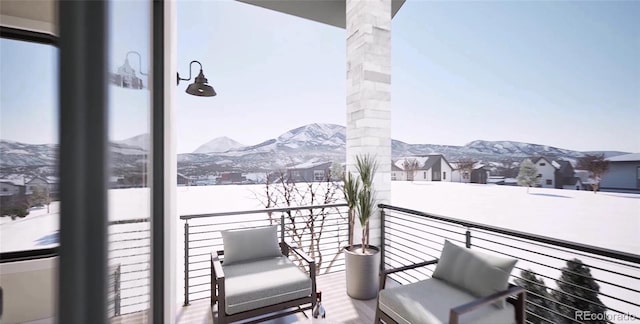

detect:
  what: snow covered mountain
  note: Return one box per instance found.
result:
[0,139,147,179]
[1,123,631,178]
[193,137,245,154]
[116,134,150,150]
[0,140,57,167]
[179,123,622,175]
[178,124,347,173]
[275,123,345,149]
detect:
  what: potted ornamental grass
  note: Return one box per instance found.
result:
[343,154,381,300]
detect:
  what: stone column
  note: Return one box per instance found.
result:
[346,0,392,247]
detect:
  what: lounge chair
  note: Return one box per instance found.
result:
[375,240,526,324]
[210,225,316,323]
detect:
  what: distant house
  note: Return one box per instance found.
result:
[532,157,557,188]
[600,153,640,192]
[554,160,580,190]
[393,155,453,182]
[451,163,488,184]
[0,179,27,211]
[0,179,25,197]
[391,163,406,181]
[286,161,332,183]
[46,176,59,193]
[450,162,469,183]
[470,165,489,184]
[527,157,582,189]
[26,176,59,195]
[216,172,245,185]
[194,175,218,186]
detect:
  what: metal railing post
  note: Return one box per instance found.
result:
[184,220,190,306]
[280,215,285,244]
[114,264,121,316]
[380,208,386,271]
[465,228,472,248]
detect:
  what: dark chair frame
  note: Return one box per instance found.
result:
[210,241,317,324]
[375,259,526,324]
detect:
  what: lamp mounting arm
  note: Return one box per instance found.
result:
[177,60,204,85]
[126,51,148,76]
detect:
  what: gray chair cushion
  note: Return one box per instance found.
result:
[378,278,516,324]
[221,225,282,265]
[432,240,517,308]
[223,256,312,315]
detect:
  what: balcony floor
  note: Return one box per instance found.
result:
[113,271,378,324]
[177,271,376,324]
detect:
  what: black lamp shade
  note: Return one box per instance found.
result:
[186,70,216,97]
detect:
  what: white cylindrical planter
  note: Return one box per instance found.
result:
[344,245,381,300]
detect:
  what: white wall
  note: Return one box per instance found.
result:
[441,161,453,182]
[601,162,640,190]
[391,170,406,181]
[536,158,556,188]
[413,169,428,181]
[0,182,21,196]
[0,256,57,323]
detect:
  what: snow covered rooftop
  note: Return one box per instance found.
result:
[606,153,640,162]
[0,179,24,186]
[289,159,331,169]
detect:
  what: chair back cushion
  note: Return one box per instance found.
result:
[432,240,517,308]
[221,225,282,265]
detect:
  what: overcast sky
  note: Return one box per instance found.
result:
[1,0,638,154]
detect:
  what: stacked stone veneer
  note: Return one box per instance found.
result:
[346,0,392,247]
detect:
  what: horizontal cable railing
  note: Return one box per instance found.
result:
[108,217,150,317]
[180,203,349,305]
[379,204,640,324]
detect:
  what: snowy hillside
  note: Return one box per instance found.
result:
[193,137,244,154]
[0,140,57,166]
[1,123,631,176]
[464,140,580,158]
[178,124,347,173]
[276,123,345,148]
[116,134,150,150]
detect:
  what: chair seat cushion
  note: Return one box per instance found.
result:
[378,278,515,324]
[223,256,312,315]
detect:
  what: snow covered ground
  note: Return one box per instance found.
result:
[391,181,639,254]
[0,202,60,253]
[2,182,638,254]
[1,182,638,319]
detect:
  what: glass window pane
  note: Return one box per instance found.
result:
[107,0,152,320]
[0,38,59,254]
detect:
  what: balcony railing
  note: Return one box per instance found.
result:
[180,203,349,306]
[101,202,638,323]
[108,218,150,316]
[379,204,640,324]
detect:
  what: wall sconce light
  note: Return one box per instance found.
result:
[110,51,147,89]
[177,60,216,97]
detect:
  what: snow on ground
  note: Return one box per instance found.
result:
[1,182,638,318]
[391,182,640,255]
[2,182,638,255]
[0,202,60,253]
